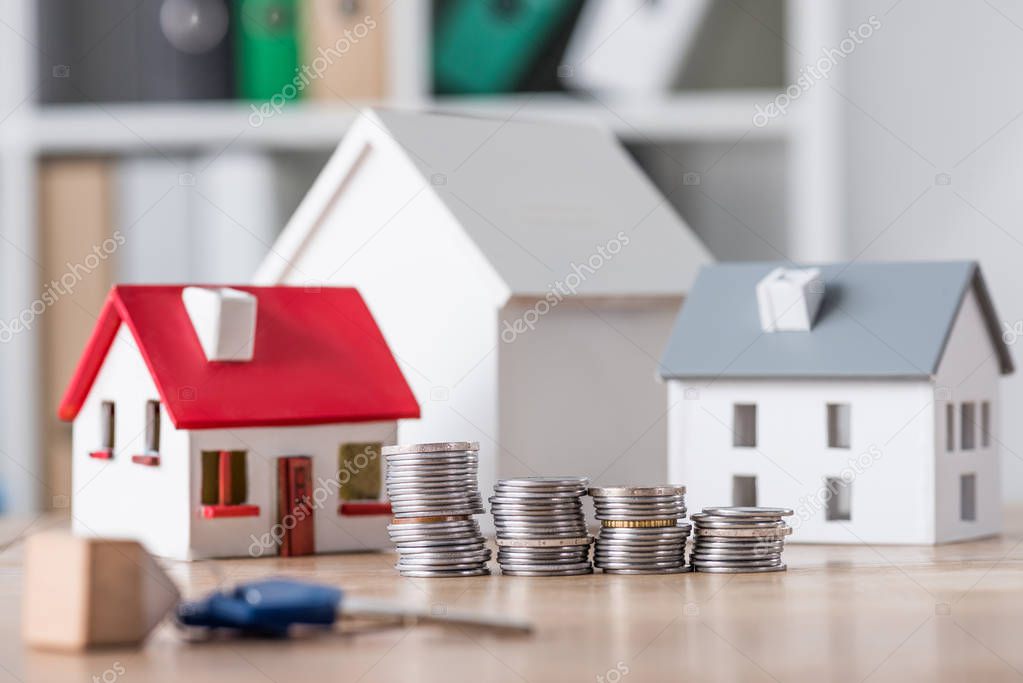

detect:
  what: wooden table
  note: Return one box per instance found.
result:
[2,510,1022,682]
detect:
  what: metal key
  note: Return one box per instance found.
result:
[176,578,532,638]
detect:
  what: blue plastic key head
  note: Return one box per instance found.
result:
[176,578,343,637]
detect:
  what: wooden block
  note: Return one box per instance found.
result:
[22,531,180,651]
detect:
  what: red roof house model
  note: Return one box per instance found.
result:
[59,285,420,429]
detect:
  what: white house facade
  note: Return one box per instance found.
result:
[255,108,712,502]
[661,261,1012,544]
[61,285,419,560]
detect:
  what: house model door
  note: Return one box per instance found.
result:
[277,456,315,556]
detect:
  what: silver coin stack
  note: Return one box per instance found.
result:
[490,477,593,576]
[383,442,491,577]
[590,486,691,574]
[690,507,794,573]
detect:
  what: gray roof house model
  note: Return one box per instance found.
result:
[661,260,1013,545]
[660,260,1013,379]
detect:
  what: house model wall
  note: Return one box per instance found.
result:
[660,261,1014,544]
[255,108,712,504]
[60,285,419,560]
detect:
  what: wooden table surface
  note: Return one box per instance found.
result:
[2,511,1022,683]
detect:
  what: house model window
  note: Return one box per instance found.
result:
[960,473,976,521]
[960,403,976,451]
[732,475,757,507]
[826,403,851,449]
[945,403,955,452]
[336,442,391,517]
[825,477,851,521]
[338,442,382,501]
[100,402,115,450]
[732,404,757,448]
[981,402,991,448]
[131,400,163,465]
[201,450,259,518]
[145,400,160,453]
[90,401,116,460]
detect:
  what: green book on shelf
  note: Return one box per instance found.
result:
[433,0,580,95]
[234,0,301,101]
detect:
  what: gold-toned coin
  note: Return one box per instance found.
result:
[390,515,471,525]
[601,519,679,529]
[694,526,792,538]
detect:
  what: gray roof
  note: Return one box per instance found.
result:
[258,109,712,297]
[660,261,1014,380]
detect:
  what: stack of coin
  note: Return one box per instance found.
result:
[383,442,491,577]
[689,507,793,573]
[590,486,691,574]
[490,477,592,576]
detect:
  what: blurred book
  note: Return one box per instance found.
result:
[39,159,115,504]
[116,152,282,284]
[37,0,233,103]
[138,0,234,100]
[189,151,281,281]
[116,156,192,282]
[433,0,580,95]
[37,0,140,103]
[234,0,301,101]
[561,0,711,96]
[302,0,389,101]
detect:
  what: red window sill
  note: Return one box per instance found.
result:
[202,504,261,519]
[339,501,392,517]
[89,449,114,460]
[131,454,160,466]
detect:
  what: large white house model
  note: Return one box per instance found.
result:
[59,285,419,560]
[660,261,1014,544]
[255,108,712,501]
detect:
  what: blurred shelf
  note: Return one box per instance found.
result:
[432,91,789,142]
[27,90,788,154]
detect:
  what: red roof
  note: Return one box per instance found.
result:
[58,286,420,429]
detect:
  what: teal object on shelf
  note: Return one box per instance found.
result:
[433,0,579,94]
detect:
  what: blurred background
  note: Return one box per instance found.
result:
[1,0,1021,514]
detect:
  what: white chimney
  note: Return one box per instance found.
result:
[756,267,825,333]
[182,287,257,361]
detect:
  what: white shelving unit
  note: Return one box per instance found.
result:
[0,0,841,513]
[29,90,789,153]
